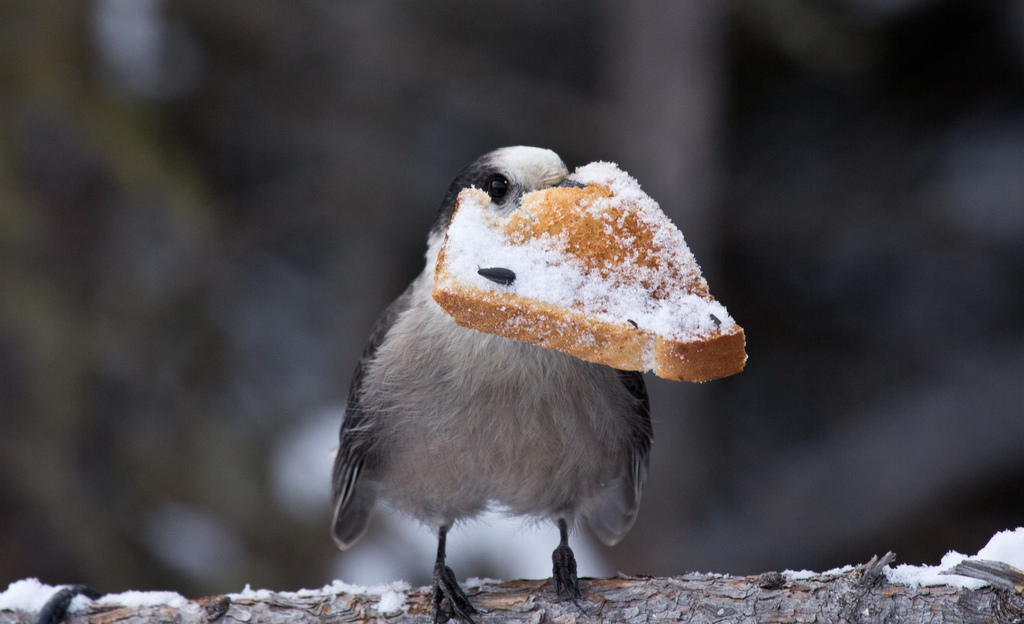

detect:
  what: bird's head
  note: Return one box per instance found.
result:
[433,146,570,236]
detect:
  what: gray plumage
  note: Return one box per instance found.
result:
[331,147,651,582]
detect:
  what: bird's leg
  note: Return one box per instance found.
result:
[432,525,477,624]
[552,518,588,615]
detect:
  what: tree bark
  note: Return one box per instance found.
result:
[4,555,1023,624]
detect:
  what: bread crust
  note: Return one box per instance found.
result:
[432,165,746,382]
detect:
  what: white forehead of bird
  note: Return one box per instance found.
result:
[489,146,568,191]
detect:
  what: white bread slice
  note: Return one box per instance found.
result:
[432,162,746,382]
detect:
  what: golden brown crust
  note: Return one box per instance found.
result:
[432,176,746,382]
[432,279,649,371]
[652,328,746,382]
[433,283,745,382]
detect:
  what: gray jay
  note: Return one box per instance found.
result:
[331,146,651,623]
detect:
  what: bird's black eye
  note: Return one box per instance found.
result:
[487,175,509,200]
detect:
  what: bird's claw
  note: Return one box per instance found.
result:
[552,543,588,616]
[433,562,477,624]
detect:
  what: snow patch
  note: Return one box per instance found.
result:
[781,566,853,580]
[229,579,411,605]
[376,590,406,614]
[0,579,61,612]
[0,580,189,614]
[885,527,1024,589]
[96,590,189,609]
[783,528,1024,590]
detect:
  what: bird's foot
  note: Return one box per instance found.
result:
[432,562,477,624]
[37,585,101,624]
[552,543,588,616]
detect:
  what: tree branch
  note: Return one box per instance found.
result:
[4,556,1023,624]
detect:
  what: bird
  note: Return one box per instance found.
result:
[331,146,652,623]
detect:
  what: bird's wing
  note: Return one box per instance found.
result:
[619,369,652,507]
[585,370,652,546]
[331,285,414,549]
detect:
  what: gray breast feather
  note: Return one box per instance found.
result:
[331,275,651,546]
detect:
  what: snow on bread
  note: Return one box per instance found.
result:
[433,161,746,382]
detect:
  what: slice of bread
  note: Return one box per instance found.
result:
[432,162,746,382]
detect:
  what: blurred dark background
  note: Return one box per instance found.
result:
[2,0,1023,598]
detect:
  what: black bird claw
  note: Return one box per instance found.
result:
[552,544,589,616]
[433,563,477,624]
